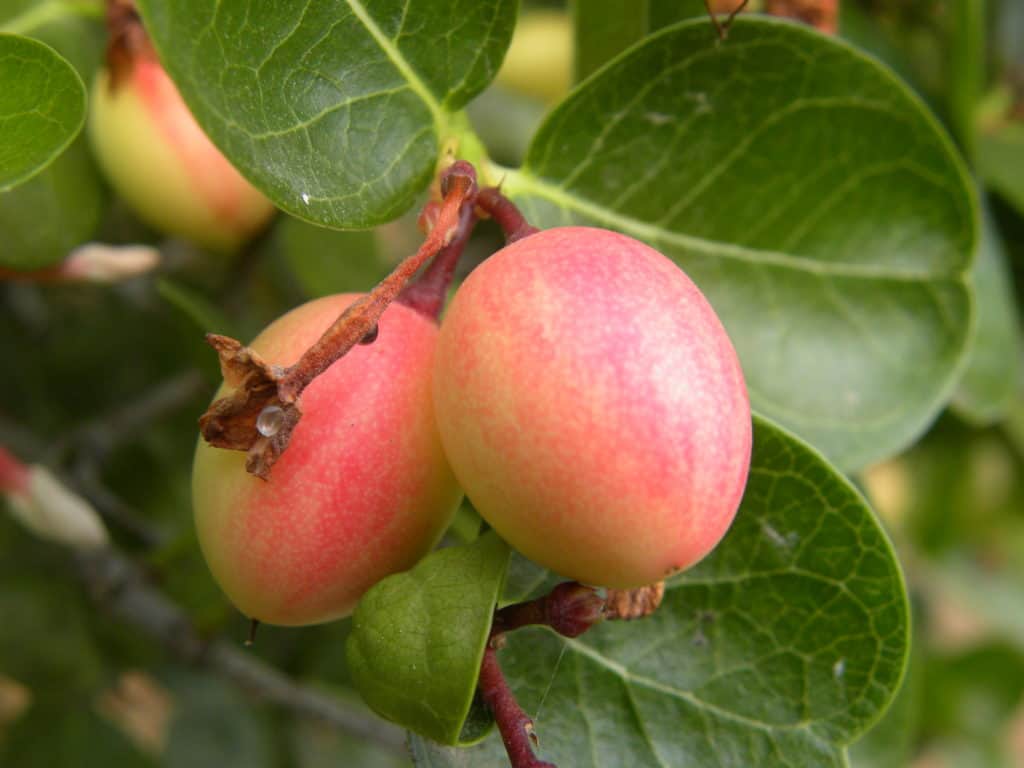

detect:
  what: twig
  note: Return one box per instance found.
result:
[478,646,555,768]
[76,546,406,754]
[703,0,750,39]
[55,369,206,463]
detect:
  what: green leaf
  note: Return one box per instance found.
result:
[572,0,648,83]
[410,415,910,766]
[136,0,517,228]
[501,17,977,470]
[0,34,86,191]
[847,635,921,768]
[0,136,105,269]
[953,196,1022,424]
[347,531,511,745]
[0,0,106,80]
[275,213,387,298]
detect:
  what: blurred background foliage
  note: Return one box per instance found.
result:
[1,1,1023,766]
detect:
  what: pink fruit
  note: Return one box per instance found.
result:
[192,294,461,625]
[89,55,275,252]
[432,227,752,588]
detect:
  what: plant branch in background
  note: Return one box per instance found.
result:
[76,546,406,754]
[0,439,405,754]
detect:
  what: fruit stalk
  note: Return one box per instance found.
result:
[276,162,477,402]
[398,198,478,319]
[479,645,555,768]
[491,582,607,638]
[475,186,539,244]
[198,161,478,478]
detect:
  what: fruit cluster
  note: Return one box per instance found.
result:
[193,221,751,625]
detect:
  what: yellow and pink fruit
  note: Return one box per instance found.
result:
[89,55,274,252]
[433,227,752,588]
[192,295,462,625]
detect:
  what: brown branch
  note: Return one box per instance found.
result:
[76,546,406,754]
[55,370,206,464]
[703,0,750,39]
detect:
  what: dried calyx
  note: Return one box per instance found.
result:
[198,160,534,479]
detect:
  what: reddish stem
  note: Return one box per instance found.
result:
[491,582,606,638]
[475,187,539,244]
[398,199,477,319]
[0,446,30,496]
[479,646,555,768]
[276,163,477,403]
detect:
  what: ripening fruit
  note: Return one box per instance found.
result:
[89,56,274,252]
[192,295,461,625]
[433,227,752,588]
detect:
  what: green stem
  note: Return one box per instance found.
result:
[0,0,103,36]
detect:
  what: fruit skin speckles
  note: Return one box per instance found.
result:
[432,226,752,588]
[192,294,462,626]
[89,55,275,252]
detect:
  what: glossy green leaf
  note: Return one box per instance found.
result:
[0,0,106,80]
[953,196,1022,424]
[501,17,977,470]
[0,136,105,269]
[0,34,86,191]
[136,0,517,228]
[847,637,921,768]
[347,531,511,745]
[410,415,909,766]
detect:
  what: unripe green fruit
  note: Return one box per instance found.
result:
[433,227,752,588]
[193,295,461,625]
[89,57,274,252]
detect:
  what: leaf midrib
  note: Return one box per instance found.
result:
[346,0,444,129]
[562,636,822,738]
[502,168,965,283]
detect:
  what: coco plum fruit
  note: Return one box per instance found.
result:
[89,55,274,252]
[193,295,462,625]
[433,227,752,588]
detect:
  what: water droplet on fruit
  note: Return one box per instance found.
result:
[360,324,379,345]
[257,405,284,437]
